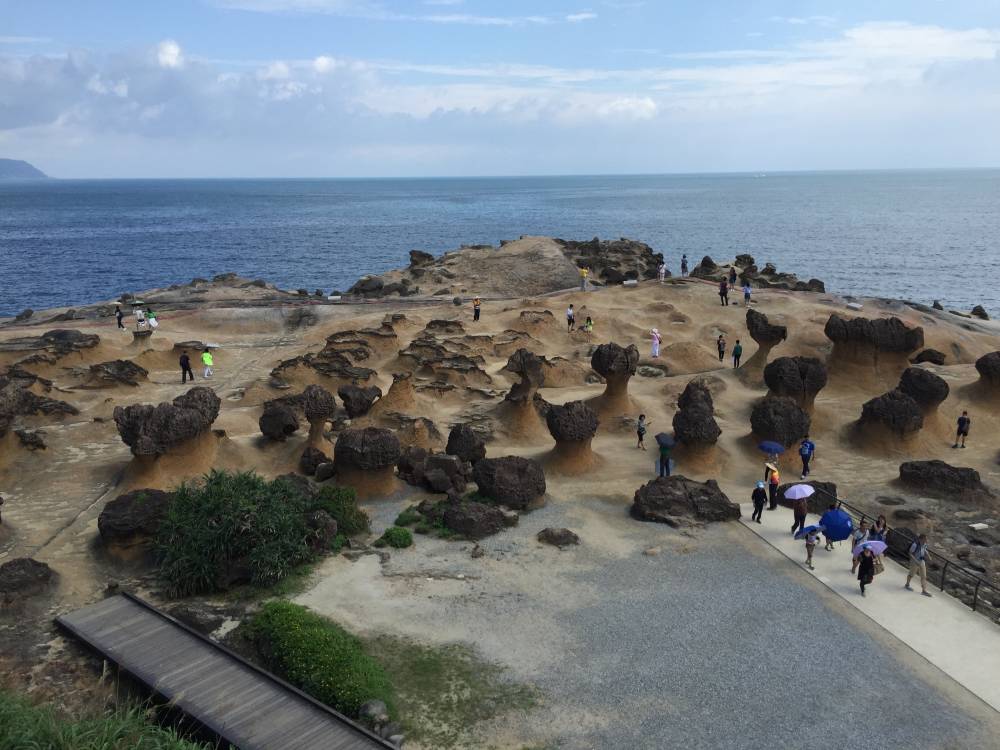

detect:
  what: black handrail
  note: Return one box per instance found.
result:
[808,486,1000,622]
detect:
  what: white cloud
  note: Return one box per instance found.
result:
[0,36,52,44]
[312,55,339,73]
[567,12,598,23]
[216,0,583,25]
[157,39,183,69]
[257,60,291,79]
[770,15,837,27]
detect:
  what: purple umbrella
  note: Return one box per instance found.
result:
[784,484,815,500]
[853,540,888,557]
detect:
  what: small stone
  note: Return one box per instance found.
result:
[643,546,662,556]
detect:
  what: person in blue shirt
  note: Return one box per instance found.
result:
[798,435,816,479]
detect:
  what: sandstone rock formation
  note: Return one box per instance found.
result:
[503,348,547,403]
[763,356,828,410]
[397,448,471,494]
[446,423,486,464]
[897,367,949,412]
[858,390,924,439]
[672,380,721,448]
[334,427,401,496]
[555,237,664,284]
[975,352,1000,393]
[1,367,78,438]
[911,349,946,366]
[86,359,149,387]
[750,397,810,447]
[300,446,331,476]
[496,348,550,440]
[545,400,600,473]
[824,314,924,365]
[338,384,382,418]
[98,488,174,560]
[259,401,300,441]
[114,387,221,456]
[302,384,336,443]
[631,476,740,527]
[472,455,546,510]
[899,460,987,496]
[588,342,640,421]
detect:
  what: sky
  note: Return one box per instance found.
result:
[2,0,1000,177]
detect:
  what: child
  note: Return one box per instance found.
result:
[805,528,820,570]
[751,481,767,523]
[636,414,651,450]
[583,316,593,335]
[566,304,576,332]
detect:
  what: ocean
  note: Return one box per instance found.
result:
[1,170,998,318]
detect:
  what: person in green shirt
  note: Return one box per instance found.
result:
[201,348,214,378]
[658,441,671,477]
[732,339,743,368]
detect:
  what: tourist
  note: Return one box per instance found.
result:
[718,279,729,306]
[798,435,815,479]
[717,334,726,363]
[728,267,737,287]
[636,414,651,451]
[743,283,752,306]
[869,515,888,544]
[751,481,767,523]
[858,547,876,597]
[202,348,214,378]
[650,328,662,358]
[905,533,933,597]
[680,254,688,276]
[579,266,590,291]
[115,305,124,330]
[472,297,481,322]
[766,463,781,510]
[732,339,743,368]
[179,350,195,384]
[822,502,837,551]
[804,527,820,570]
[954,410,971,449]
[135,307,146,329]
[850,520,870,574]
[146,308,158,329]
[658,439,672,477]
[566,304,576,332]
[790,495,808,536]
[657,262,666,283]
[583,316,594,335]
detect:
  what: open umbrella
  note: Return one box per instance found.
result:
[654,433,676,449]
[794,524,825,540]
[758,440,785,456]
[853,540,888,557]
[818,508,854,542]
[784,484,815,500]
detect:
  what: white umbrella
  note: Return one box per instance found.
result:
[784,484,815,500]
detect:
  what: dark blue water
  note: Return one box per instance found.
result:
[1,171,998,317]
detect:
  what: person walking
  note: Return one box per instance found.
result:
[657,262,666,283]
[680,254,688,276]
[201,348,214,378]
[751,481,767,523]
[732,339,743,368]
[115,305,125,330]
[905,533,933,597]
[798,435,815,479]
[716,334,726,363]
[728,267,737,287]
[858,547,876,597]
[636,414,651,450]
[718,279,729,306]
[767,464,781,510]
[804,527,820,570]
[566,304,576,332]
[658,439,672,477]
[790,496,808,536]
[579,266,590,291]
[742,283,752,306]
[179,350,195,384]
[822,502,838,551]
[650,328,662,358]
[954,410,971,449]
[472,297,481,322]
[850,520,870,574]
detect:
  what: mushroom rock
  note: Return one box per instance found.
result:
[750,396,810,447]
[631,476,740,528]
[588,342,640,422]
[300,446,331,476]
[301,384,336,443]
[824,315,924,382]
[545,400,600,473]
[911,349,946,366]
[897,367,949,412]
[496,349,550,441]
[334,426,402,497]
[975,352,1000,393]
[472,456,547,510]
[98,488,174,561]
[86,359,149,388]
[446,423,486,464]
[746,309,788,349]
[389,414,444,451]
[1,373,78,438]
[259,401,300,441]
[763,356,828,410]
[114,386,221,456]
[502,348,547,403]
[337,384,383,418]
[858,390,924,439]
[672,380,721,448]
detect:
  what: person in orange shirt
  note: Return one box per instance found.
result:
[766,464,781,510]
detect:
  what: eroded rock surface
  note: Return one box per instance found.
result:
[631,476,740,527]
[114,387,221,456]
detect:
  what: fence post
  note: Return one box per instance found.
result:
[940,560,949,592]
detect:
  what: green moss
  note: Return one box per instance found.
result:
[377,527,413,549]
[310,485,370,536]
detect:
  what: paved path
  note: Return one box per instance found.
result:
[740,502,1000,713]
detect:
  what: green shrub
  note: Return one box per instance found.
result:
[0,691,209,749]
[330,533,348,554]
[248,602,395,719]
[394,507,422,527]
[156,470,314,597]
[310,485,370,536]
[377,527,413,549]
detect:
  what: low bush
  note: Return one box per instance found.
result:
[248,602,395,719]
[311,485,370,536]
[374,526,413,549]
[394,507,422,527]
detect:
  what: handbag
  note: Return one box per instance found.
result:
[873,558,885,576]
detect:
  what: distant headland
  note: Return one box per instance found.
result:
[0,158,49,180]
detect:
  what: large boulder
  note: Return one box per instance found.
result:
[472,456,546,510]
[259,401,300,441]
[899,460,985,495]
[824,315,924,357]
[975,352,1000,388]
[0,558,54,604]
[113,386,221,456]
[746,309,788,347]
[87,359,149,387]
[335,427,402,471]
[672,380,720,447]
[98,489,174,556]
[750,397,810,446]
[631,476,740,527]
[446,423,486,464]
[300,446,331,476]
[763,357,828,409]
[897,367,949,410]
[858,390,923,438]
[443,500,512,540]
[502,348,547,403]
[337,384,382,418]
[397,447,470,494]
[776,481,837,515]
[545,401,599,443]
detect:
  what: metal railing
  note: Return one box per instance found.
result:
[808,486,1000,624]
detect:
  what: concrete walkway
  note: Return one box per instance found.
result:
[740,503,1000,713]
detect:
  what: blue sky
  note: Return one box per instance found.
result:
[2,0,1000,176]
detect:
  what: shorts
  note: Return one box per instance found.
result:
[957,429,969,436]
[909,559,927,584]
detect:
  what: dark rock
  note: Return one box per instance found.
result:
[285,307,319,329]
[443,500,509,540]
[746,309,788,347]
[763,357,828,408]
[975,352,1000,386]
[305,510,338,552]
[537,527,580,548]
[776,481,837,514]
[349,276,385,297]
[824,315,924,354]
[397,448,470,494]
[689,255,718,279]
[446,423,486,464]
[0,558,54,602]
[113,387,221,456]
[591,342,640,381]
[13,309,33,323]
[545,400,599,442]
[735,254,755,268]
[932,300,944,311]
[859,390,923,437]
[899,460,985,495]
[911,349,946,366]
[409,250,434,266]
[14,429,46,450]
[631,476,740,527]
[750,397,810,446]
[472,456,546,510]
[335,427,402,471]
[98,489,174,550]
[672,380,720,447]
[502,348,547,403]
[259,401,300,441]
[300,446,331,476]
[302,384,336,426]
[314,462,337,482]
[897,367,949,409]
[971,305,990,320]
[337,384,382,418]
[88,359,149,387]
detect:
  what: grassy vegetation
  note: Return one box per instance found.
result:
[373,526,413,549]
[247,602,396,719]
[311,485,371,536]
[393,507,422,527]
[0,691,210,750]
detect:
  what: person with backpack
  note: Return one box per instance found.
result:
[732,339,743,368]
[905,534,933,597]
[954,410,971,449]
[798,435,816,479]
[179,351,195,384]
[751,481,767,523]
[718,279,729,306]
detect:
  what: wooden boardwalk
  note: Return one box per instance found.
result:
[56,593,395,750]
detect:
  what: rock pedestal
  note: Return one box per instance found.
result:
[763,357,828,411]
[334,427,402,497]
[545,400,600,473]
[588,342,640,423]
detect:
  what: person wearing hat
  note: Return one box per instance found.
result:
[766,463,781,510]
[472,296,481,322]
[650,328,662,358]
[751,481,767,523]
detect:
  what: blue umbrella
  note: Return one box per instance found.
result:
[794,524,824,540]
[757,440,785,455]
[818,508,854,542]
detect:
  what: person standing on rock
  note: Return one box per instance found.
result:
[680,254,688,276]
[717,334,726,363]
[905,533,933,597]
[719,279,729,306]
[201,348,214,378]
[579,266,590,291]
[798,435,815,479]
[179,350,195,384]
[115,305,125,330]
[650,328,662,358]
[858,546,876,597]
[636,414,651,450]
[135,307,146,330]
[850,520,870,574]
[728,267,738,287]
[657,262,666,283]
[472,297,481,322]
[566,304,576,332]
[732,339,743,368]
[751,481,767,523]
[954,410,971,449]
